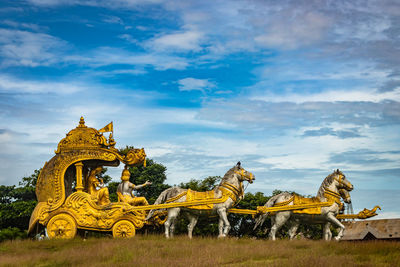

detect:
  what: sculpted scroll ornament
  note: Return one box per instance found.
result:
[337,206,381,220]
[61,192,146,230]
[116,148,147,166]
[357,206,381,219]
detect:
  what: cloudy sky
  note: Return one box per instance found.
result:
[1,0,399,218]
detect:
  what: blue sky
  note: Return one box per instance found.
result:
[0,0,399,218]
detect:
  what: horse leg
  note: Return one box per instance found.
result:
[187,214,198,239]
[269,211,290,241]
[170,220,176,238]
[165,208,180,239]
[217,208,230,238]
[288,221,299,240]
[169,208,180,238]
[323,223,332,241]
[218,216,224,237]
[164,216,172,239]
[326,213,345,241]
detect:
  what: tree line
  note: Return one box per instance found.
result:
[0,157,325,241]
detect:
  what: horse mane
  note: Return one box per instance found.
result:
[317,171,339,198]
[219,166,236,184]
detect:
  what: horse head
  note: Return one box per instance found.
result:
[339,189,351,204]
[333,169,353,192]
[233,161,255,184]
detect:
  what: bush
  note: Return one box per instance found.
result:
[0,227,27,242]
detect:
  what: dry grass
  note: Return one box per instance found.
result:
[1,235,399,267]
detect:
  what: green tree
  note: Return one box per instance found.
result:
[107,181,119,203]
[178,176,221,191]
[117,146,171,204]
[128,159,170,204]
[0,227,27,242]
[0,169,40,240]
[97,167,112,184]
[229,191,270,238]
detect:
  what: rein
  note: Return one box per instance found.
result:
[165,191,187,203]
[234,169,254,181]
[219,168,254,203]
[334,174,352,190]
[223,168,253,204]
[164,168,252,206]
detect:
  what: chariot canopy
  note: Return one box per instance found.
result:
[28,117,146,235]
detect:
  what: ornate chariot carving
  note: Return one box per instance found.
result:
[29,117,147,238]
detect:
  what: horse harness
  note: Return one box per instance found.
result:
[163,168,250,208]
[219,182,244,203]
[271,188,343,213]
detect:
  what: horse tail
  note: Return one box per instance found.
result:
[253,193,286,230]
[145,187,181,221]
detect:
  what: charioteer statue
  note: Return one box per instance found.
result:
[117,166,152,206]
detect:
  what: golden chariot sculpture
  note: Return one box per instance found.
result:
[28,117,147,239]
[28,117,380,240]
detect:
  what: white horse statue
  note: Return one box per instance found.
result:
[322,188,352,240]
[254,169,353,241]
[146,162,255,238]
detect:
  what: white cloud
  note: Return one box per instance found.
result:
[66,47,190,70]
[333,14,391,42]
[136,25,147,31]
[0,74,82,94]
[251,88,400,104]
[255,11,332,49]
[6,0,400,219]
[177,77,216,92]
[0,28,67,67]
[27,0,163,7]
[108,69,147,75]
[102,15,124,24]
[1,20,44,31]
[147,30,204,52]
[118,34,138,44]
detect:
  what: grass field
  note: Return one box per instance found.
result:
[1,235,399,267]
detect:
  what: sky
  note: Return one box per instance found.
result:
[0,0,399,219]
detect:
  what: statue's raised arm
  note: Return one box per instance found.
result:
[117,166,150,206]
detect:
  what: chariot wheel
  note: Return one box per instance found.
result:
[112,220,136,238]
[47,214,77,239]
